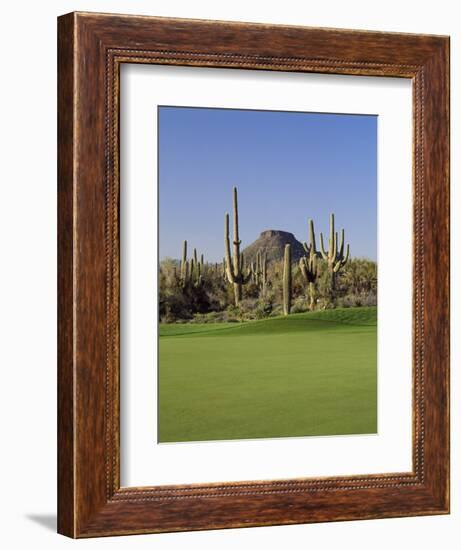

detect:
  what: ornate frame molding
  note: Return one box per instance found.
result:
[58,12,449,537]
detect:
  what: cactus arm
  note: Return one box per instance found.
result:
[250,262,256,283]
[319,232,328,260]
[338,244,350,267]
[180,240,188,280]
[243,269,252,284]
[262,252,267,284]
[329,213,335,259]
[232,186,240,245]
[299,258,308,282]
[312,252,318,277]
[232,187,241,280]
[239,253,247,275]
[308,252,317,279]
[300,252,318,283]
[333,244,350,272]
[338,228,345,259]
[309,219,316,252]
[240,255,251,284]
[300,218,320,307]
[224,212,236,283]
[181,260,190,288]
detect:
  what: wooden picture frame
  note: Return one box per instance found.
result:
[57,12,450,538]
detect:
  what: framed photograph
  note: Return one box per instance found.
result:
[58,12,450,537]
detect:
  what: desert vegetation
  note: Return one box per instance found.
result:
[159,186,377,324]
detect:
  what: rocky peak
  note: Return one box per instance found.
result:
[242,229,305,263]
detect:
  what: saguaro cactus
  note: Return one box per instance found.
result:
[319,213,350,291]
[283,244,292,316]
[179,240,191,288]
[180,240,188,285]
[252,249,268,295]
[224,187,251,305]
[299,219,319,310]
[179,240,204,288]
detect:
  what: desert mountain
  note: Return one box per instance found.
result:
[242,230,305,263]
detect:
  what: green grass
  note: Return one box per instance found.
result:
[158,307,377,443]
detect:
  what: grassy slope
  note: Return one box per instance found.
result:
[158,307,377,443]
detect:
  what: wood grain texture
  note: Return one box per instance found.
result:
[57,12,75,538]
[57,12,450,538]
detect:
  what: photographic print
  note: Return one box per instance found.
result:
[158,106,377,444]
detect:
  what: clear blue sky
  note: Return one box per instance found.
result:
[158,106,377,262]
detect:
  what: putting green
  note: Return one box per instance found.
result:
[158,307,377,443]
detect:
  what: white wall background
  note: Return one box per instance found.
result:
[0,1,457,548]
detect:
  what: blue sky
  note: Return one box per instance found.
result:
[158,106,377,262]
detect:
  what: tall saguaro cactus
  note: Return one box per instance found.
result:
[224,187,251,305]
[319,213,350,291]
[283,244,292,316]
[299,219,319,310]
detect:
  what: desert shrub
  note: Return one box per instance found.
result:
[244,281,261,299]
[269,303,284,317]
[190,311,230,324]
[160,292,192,323]
[336,292,377,308]
[342,259,377,295]
[291,296,310,314]
[229,299,261,322]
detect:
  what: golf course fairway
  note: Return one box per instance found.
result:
[158,307,377,443]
